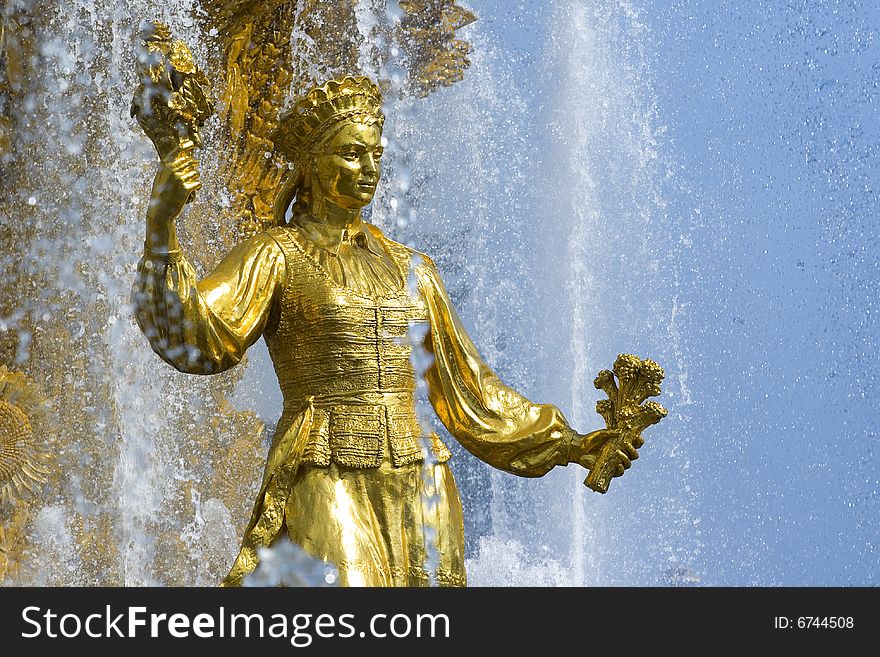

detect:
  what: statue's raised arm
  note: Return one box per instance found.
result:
[129,22,286,375]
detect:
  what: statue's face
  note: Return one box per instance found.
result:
[311,120,383,210]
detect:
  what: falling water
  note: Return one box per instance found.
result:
[3,0,258,585]
[546,0,679,586]
[399,29,552,582]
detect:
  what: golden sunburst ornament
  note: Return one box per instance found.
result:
[0,366,55,506]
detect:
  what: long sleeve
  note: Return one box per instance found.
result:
[416,255,575,477]
[131,233,286,374]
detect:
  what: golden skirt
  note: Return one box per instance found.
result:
[284,458,467,587]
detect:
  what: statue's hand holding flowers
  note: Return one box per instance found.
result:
[130,21,214,210]
[567,426,643,480]
[569,355,667,493]
[130,22,215,256]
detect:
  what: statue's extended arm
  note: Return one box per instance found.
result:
[415,256,633,479]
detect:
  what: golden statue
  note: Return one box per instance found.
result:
[131,31,666,586]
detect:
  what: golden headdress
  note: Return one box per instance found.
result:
[271,76,385,160]
[270,76,385,223]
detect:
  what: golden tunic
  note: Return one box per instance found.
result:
[132,214,577,586]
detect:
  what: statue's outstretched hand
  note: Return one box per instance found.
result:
[578,355,667,493]
[132,21,214,226]
[568,429,642,478]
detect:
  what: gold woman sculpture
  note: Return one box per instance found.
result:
[131,58,664,585]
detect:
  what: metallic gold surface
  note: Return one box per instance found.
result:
[0,366,57,582]
[0,506,27,581]
[283,459,466,586]
[0,366,55,506]
[588,355,668,493]
[399,0,477,96]
[131,22,215,165]
[1,1,663,587]
[132,72,657,586]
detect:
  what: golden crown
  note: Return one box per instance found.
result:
[272,76,385,159]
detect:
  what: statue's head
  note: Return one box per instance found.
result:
[271,77,385,223]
